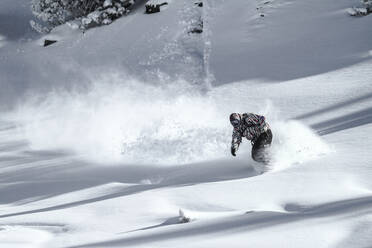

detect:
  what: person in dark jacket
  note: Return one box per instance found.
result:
[230,112,272,163]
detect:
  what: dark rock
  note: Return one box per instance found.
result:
[349,7,370,16]
[195,2,203,7]
[44,39,57,47]
[189,21,203,34]
[146,5,160,13]
[190,28,202,34]
[145,1,168,14]
[123,0,133,8]
[178,209,191,223]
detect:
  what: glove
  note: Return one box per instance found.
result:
[261,124,268,133]
[231,147,236,156]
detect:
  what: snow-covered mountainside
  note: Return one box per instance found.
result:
[0,0,372,247]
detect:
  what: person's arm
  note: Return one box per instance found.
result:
[231,129,242,156]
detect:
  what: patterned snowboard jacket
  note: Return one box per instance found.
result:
[231,113,270,152]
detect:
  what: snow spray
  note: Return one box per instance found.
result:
[259,101,332,172]
[8,74,331,167]
[9,72,230,164]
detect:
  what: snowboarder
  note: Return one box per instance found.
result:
[230,113,272,163]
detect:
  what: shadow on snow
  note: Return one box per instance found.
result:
[0,122,258,218]
[67,196,372,247]
[295,91,372,136]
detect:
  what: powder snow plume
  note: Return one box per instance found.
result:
[269,120,332,171]
[8,72,230,165]
[6,73,331,167]
[256,102,332,172]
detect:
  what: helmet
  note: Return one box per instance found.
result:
[230,113,241,128]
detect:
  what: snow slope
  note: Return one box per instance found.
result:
[0,0,372,247]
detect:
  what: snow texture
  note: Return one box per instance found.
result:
[0,0,372,247]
